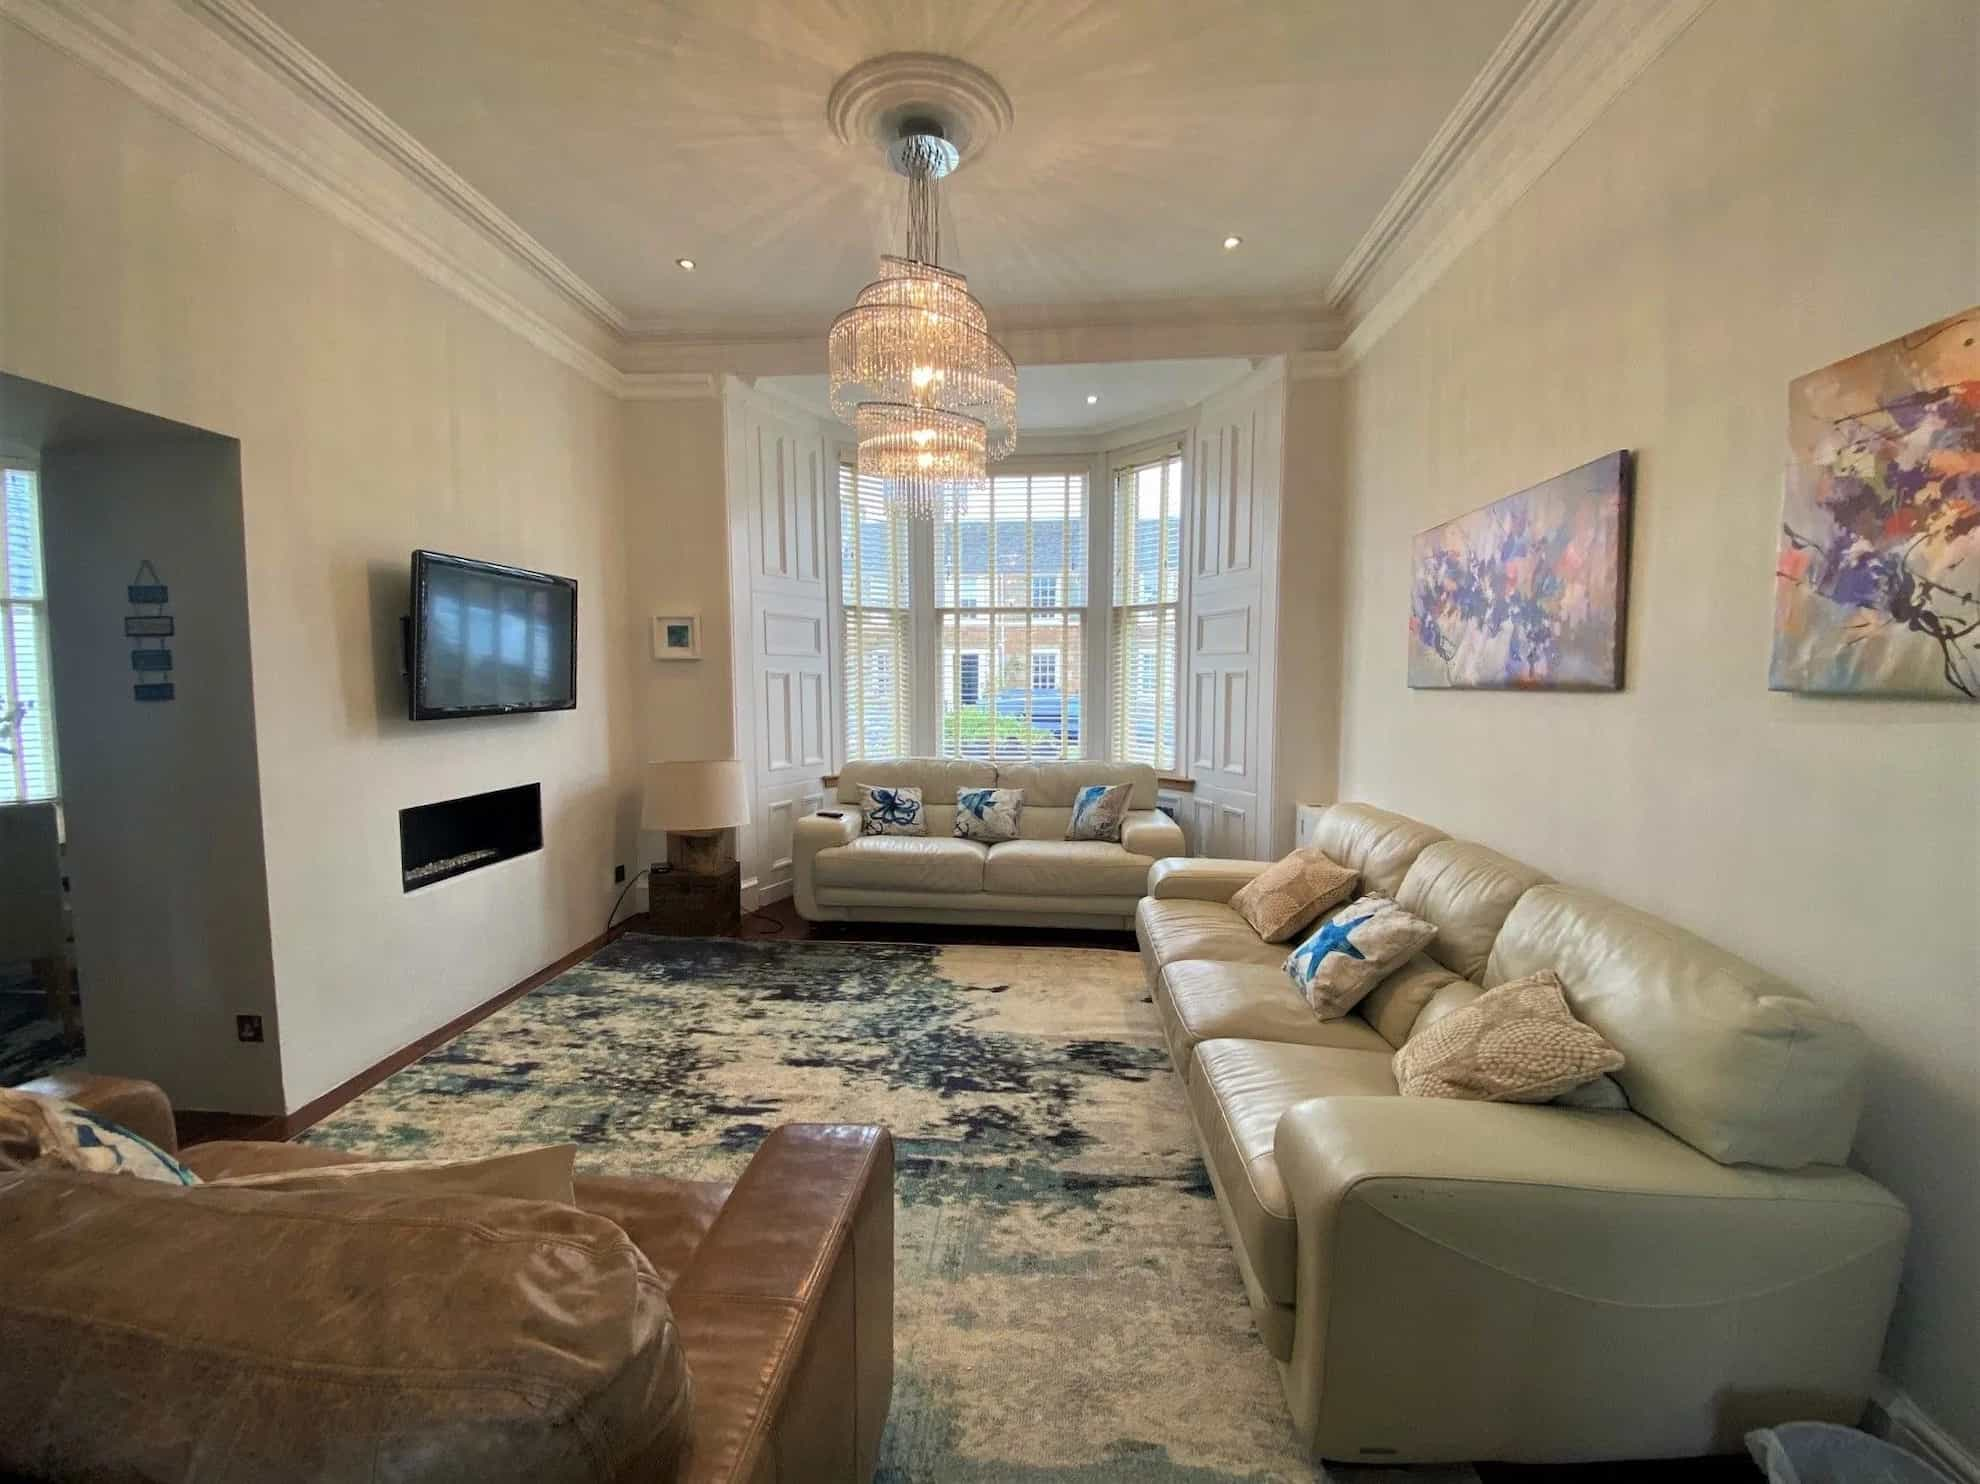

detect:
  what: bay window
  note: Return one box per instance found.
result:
[836,452,1181,773]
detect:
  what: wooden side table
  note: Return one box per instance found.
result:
[645,862,742,937]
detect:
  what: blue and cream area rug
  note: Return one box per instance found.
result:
[303,932,1407,1483]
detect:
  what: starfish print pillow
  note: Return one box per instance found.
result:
[1285,894,1439,1020]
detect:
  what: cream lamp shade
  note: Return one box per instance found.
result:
[643,759,750,834]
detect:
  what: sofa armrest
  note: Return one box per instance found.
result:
[792,811,861,920]
[13,1071,179,1156]
[671,1124,893,1484]
[1120,810,1185,859]
[1271,1096,1908,1458]
[1146,856,1275,903]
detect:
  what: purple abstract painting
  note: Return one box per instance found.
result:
[1409,452,1632,690]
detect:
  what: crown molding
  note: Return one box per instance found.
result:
[1288,350,1348,380]
[190,0,627,334]
[0,0,626,394]
[1335,0,1714,364]
[620,372,721,403]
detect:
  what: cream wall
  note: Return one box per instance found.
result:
[1335,0,1978,1449]
[2,20,639,1113]
[622,395,736,880]
[41,441,282,1114]
[1276,373,1344,846]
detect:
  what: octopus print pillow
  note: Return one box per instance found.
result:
[858,785,926,836]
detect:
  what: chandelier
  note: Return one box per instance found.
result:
[828,121,1016,520]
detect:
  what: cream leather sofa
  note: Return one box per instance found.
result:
[794,758,1185,929]
[1140,803,1908,1466]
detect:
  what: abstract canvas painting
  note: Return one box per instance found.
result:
[1770,307,1979,699]
[1409,451,1632,690]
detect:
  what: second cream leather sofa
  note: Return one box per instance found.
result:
[1140,803,1909,1467]
[794,758,1186,929]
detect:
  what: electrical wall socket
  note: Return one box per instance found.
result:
[236,1014,264,1043]
[614,863,626,883]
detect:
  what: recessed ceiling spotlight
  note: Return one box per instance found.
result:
[1222,235,1243,251]
[675,257,696,271]
[1086,394,1099,405]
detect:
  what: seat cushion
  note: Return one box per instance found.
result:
[182,1141,728,1298]
[812,836,989,894]
[1136,898,1287,974]
[0,1166,690,1484]
[1158,961,1391,1080]
[1188,1040,1399,1305]
[984,839,1154,897]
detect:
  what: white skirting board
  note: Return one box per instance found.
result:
[1871,1378,1980,1484]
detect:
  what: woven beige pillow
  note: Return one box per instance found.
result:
[1231,850,1360,942]
[1394,971,1623,1102]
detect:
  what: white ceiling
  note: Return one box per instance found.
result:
[248,0,1528,333]
[761,357,1256,436]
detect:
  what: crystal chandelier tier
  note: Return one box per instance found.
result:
[828,121,1016,520]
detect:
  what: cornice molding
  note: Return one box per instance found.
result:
[0,0,625,394]
[7,0,1710,397]
[1288,351,1348,381]
[620,372,721,403]
[190,0,627,334]
[1335,0,1714,363]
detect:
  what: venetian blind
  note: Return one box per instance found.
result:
[935,469,1087,762]
[1109,449,1182,770]
[1,464,59,804]
[838,463,912,760]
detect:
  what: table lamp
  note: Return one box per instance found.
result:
[643,759,750,875]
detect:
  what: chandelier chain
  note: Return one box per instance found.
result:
[900,135,943,266]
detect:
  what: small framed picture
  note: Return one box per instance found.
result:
[652,614,700,661]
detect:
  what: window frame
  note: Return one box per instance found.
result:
[0,454,60,806]
[1106,439,1185,773]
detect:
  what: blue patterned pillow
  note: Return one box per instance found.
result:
[954,787,1023,843]
[1285,895,1438,1020]
[1065,783,1133,842]
[0,1090,198,1185]
[858,784,925,836]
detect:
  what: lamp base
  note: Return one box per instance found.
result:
[665,829,732,876]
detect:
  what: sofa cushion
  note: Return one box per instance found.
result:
[1395,839,1551,982]
[1305,803,1449,899]
[1487,885,1866,1168]
[837,757,994,805]
[181,1142,729,1297]
[983,839,1153,897]
[1136,899,1287,975]
[1356,953,1475,1049]
[0,1167,690,1484]
[1230,850,1360,943]
[813,836,989,894]
[994,761,1158,809]
[1158,961,1390,1079]
[1188,1039,1398,1304]
[206,1145,578,1204]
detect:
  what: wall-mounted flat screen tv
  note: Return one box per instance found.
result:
[409,550,577,720]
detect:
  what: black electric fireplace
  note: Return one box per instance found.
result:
[399,783,542,891]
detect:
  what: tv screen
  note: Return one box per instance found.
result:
[409,550,577,720]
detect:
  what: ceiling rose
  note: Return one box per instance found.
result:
[826,63,1017,522]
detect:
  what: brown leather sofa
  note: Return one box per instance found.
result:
[6,1070,894,1484]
